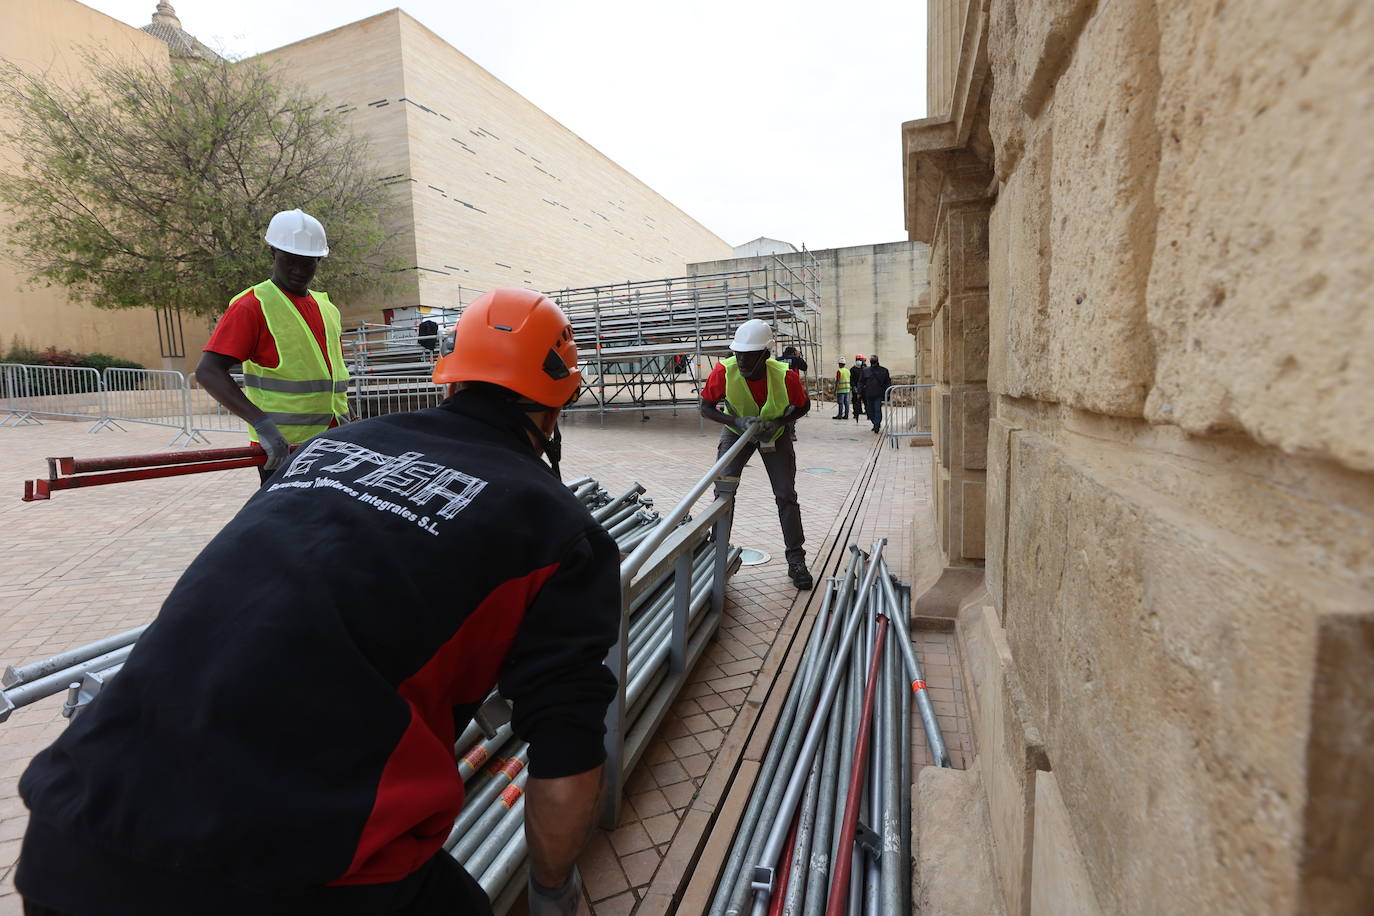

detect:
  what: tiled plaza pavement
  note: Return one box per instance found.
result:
[0,404,968,914]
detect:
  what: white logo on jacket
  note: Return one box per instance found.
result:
[271,437,488,533]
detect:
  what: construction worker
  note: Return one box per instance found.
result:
[832,359,851,419]
[864,353,893,433]
[850,356,867,423]
[699,318,813,590]
[17,289,615,916]
[196,209,350,484]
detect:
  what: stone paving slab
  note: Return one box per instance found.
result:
[0,405,886,913]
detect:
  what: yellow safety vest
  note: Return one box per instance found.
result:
[239,280,350,445]
[835,369,850,394]
[722,356,789,442]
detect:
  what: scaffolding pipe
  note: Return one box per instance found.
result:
[824,614,889,916]
[3,626,147,688]
[878,560,951,768]
[739,543,887,916]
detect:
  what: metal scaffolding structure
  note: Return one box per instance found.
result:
[337,254,824,422]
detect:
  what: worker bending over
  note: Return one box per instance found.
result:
[197,208,350,484]
[699,319,813,590]
[17,289,615,916]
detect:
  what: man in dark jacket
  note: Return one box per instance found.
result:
[16,289,615,916]
[849,356,867,422]
[863,354,893,433]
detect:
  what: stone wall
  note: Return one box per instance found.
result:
[906,1,1374,913]
[687,240,930,376]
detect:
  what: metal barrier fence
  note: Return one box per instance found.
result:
[0,363,452,445]
[92,368,194,441]
[350,374,445,421]
[882,383,933,449]
[0,364,104,428]
[184,373,247,443]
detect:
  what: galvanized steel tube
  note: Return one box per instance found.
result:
[878,560,950,768]
[2,625,148,688]
[738,542,887,916]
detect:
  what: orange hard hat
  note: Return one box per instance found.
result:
[432,288,581,407]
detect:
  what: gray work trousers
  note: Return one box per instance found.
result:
[715,428,806,567]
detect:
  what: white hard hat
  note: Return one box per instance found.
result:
[264,209,329,257]
[731,319,774,352]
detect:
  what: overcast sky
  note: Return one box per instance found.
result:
[89,0,928,251]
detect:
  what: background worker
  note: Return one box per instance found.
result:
[18,289,616,916]
[863,353,893,433]
[832,359,851,419]
[699,319,813,590]
[778,346,807,441]
[196,209,350,484]
[850,355,867,423]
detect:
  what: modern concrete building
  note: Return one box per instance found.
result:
[254,9,731,329]
[689,240,929,376]
[903,2,1374,915]
[0,2,730,366]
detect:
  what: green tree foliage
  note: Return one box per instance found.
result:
[0,52,399,317]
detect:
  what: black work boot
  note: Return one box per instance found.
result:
[788,563,814,590]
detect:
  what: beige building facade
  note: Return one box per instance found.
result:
[256,10,731,328]
[904,2,1373,915]
[0,0,178,369]
[2,3,730,364]
[688,240,930,377]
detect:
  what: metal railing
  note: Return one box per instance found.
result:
[91,368,193,440]
[0,363,453,446]
[882,383,933,449]
[0,364,103,428]
[184,372,247,442]
[350,373,445,421]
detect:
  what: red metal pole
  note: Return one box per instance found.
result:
[824,614,889,916]
[57,445,267,476]
[22,457,266,501]
[768,809,802,916]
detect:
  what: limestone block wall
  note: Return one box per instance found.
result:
[920,0,1374,914]
[0,0,179,368]
[687,240,930,376]
[258,11,731,326]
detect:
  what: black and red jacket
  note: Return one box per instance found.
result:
[17,390,621,914]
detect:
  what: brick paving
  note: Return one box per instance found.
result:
[0,404,967,914]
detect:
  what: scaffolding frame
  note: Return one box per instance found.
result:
[549,253,822,422]
[338,253,824,426]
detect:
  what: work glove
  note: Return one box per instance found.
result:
[755,420,780,440]
[251,417,291,471]
[528,866,584,916]
[730,415,760,437]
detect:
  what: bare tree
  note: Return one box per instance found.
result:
[0,51,400,318]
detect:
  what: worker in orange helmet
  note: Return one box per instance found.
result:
[17,289,612,916]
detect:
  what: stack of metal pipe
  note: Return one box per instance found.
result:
[0,625,148,723]
[445,477,738,909]
[708,539,950,916]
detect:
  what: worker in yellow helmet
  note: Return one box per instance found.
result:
[196,209,350,485]
[699,319,813,589]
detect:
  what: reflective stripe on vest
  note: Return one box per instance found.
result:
[835,370,850,394]
[243,376,350,394]
[238,280,351,445]
[722,356,789,442]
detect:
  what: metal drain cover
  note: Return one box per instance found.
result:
[804,467,837,474]
[739,548,771,566]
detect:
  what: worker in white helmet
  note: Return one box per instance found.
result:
[699,319,813,589]
[196,209,350,485]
